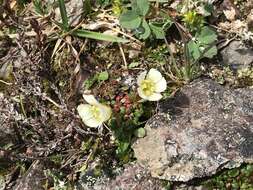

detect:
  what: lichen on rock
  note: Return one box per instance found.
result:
[133,78,253,182]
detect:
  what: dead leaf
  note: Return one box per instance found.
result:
[219,20,246,33]
[223,8,236,21]
[0,62,13,80]
[247,10,253,30]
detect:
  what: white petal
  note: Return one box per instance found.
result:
[84,117,102,128]
[146,68,162,83]
[137,71,147,86]
[83,94,99,105]
[137,87,149,100]
[77,104,93,121]
[147,93,162,101]
[98,104,112,122]
[77,104,101,127]
[155,77,167,92]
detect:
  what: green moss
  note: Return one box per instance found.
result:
[202,164,253,189]
[237,67,253,87]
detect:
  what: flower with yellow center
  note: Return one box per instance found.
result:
[77,95,112,128]
[137,68,167,101]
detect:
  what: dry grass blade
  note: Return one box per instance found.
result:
[51,38,63,60]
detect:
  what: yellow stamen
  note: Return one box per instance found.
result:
[141,79,155,96]
[90,106,101,120]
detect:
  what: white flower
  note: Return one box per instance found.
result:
[77,95,112,128]
[137,68,167,101]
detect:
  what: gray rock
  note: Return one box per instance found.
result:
[14,161,46,190]
[133,79,253,182]
[221,40,253,70]
[48,0,83,26]
[0,93,19,148]
[76,163,165,190]
[175,184,208,190]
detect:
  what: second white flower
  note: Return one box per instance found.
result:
[137,68,167,101]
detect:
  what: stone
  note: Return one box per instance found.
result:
[0,93,18,148]
[0,93,22,177]
[76,162,165,190]
[14,161,46,190]
[133,78,253,182]
[47,0,83,26]
[221,40,253,70]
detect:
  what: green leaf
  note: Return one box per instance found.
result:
[149,23,165,39]
[197,26,217,44]
[203,3,214,16]
[58,0,69,31]
[134,128,146,138]
[84,75,98,89]
[163,19,173,30]
[149,0,167,2]
[227,169,240,178]
[139,19,151,39]
[128,61,141,68]
[116,141,130,156]
[83,0,92,16]
[72,29,128,43]
[98,71,109,81]
[78,163,88,172]
[33,0,47,15]
[136,0,149,16]
[119,10,142,29]
[203,45,217,58]
[187,40,201,61]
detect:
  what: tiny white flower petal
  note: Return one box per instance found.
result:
[77,104,102,128]
[83,95,99,105]
[77,104,93,121]
[137,87,149,100]
[155,77,167,92]
[137,71,147,86]
[84,117,103,128]
[78,95,112,128]
[98,104,112,122]
[146,68,163,83]
[147,93,163,101]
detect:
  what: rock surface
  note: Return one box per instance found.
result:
[133,78,253,182]
[221,40,253,70]
[48,0,83,26]
[76,163,165,190]
[14,161,46,190]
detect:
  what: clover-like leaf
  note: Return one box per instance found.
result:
[203,3,214,16]
[187,40,201,61]
[203,45,217,59]
[149,23,165,39]
[139,19,151,39]
[129,61,141,68]
[119,10,142,29]
[98,71,109,81]
[197,26,217,44]
[135,0,150,16]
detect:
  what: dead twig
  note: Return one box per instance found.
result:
[119,43,128,69]
[0,79,12,85]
